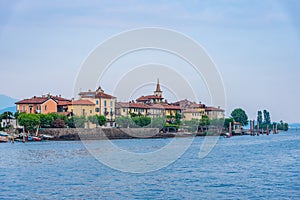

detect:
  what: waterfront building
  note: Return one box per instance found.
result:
[15,94,71,115]
[205,106,225,119]
[68,99,95,117]
[78,86,116,125]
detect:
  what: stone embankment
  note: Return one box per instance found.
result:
[39,128,178,140]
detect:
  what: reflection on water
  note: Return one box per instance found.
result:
[0,132,299,199]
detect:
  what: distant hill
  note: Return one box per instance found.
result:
[0,106,16,114]
[0,94,18,114]
[289,123,300,127]
[0,94,18,110]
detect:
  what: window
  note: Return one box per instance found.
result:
[22,106,25,112]
[90,110,92,114]
[104,100,107,107]
[96,100,99,105]
[110,100,112,107]
[45,105,47,111]
[95,108,100,112]
[123,109,125,112]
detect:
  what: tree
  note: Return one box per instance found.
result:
[199,115,210,126]
[87,115,99,126]
[51,118,65,128]
[257,111,263,126]
[18,113,40,132]
[73,116,86,128]
[175,112,182,125]
[96,115,106,126]
[132,116,151,127]
[115,116,132,128]
[263,110,271,125]
[39,114,54,128]
[224,118,234,129]
[231,108,248,126]
[149,117,166,129]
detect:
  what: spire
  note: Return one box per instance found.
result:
[156,78,162,92]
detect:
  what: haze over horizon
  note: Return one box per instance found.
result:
[0,0,299,123]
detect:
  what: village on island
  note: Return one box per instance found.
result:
[0,79,288,142]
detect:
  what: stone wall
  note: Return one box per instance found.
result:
[38,127,176,140]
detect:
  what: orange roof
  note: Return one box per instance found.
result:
[162,104,181,110]
[16,95,71,105]
[205,106,224,112]
[71,100,95,105]
[16,97,49,104]
[136,95,163,101]
[95,92,115,99]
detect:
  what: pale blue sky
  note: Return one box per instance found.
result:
[0,0,299,122]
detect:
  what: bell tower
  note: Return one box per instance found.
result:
[154,79,162,97]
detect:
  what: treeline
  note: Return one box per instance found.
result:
[256,110,288,131]
[14,113,107,132]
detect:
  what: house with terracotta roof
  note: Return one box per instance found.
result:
[15,94,71,115]
[136,79,164,104]
[205,106,225,119]
[68,99,95,117]
[78,86,116,124]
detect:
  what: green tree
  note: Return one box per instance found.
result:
[149,117,166,129]
[39,114,54,128]
[263,110,271,125]
[199,115,210,126]
[175,112,182,125]
[257,110,263,126]
[115,116,132,128]
[96,115,106,126]
[224,118,234,129]
[87,115,99,126]
[132,116,151,127]
[231,108,248,126]
[73,116,86,128]
[18,113,40,132]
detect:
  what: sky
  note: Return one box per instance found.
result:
[0,0,299,122]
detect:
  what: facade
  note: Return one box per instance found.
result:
[182,109,203,121]
[78,86,116,124]
[15,94,71,114]
[68,99,95,117]
[205,106,225,119]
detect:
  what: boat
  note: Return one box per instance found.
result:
[0,136,8,143]
[42,134,54,140]
[32,136,42,141]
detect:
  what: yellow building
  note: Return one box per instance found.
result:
[68,99,95,117]
[78,86,116,125]
[182,109,204,121]
[205,106,225,119]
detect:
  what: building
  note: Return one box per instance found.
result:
[136,79,164,104]
[78,86,116,125]
[205,106,225,119]
[15,94,71,114]
[68,99,95,117]
[116,80,182,119]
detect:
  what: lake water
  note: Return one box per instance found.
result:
[1,132,299,199]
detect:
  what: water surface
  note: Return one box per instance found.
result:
[0,132,299,199]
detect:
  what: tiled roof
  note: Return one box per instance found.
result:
[116,102,130,108]
[15,95,71,105]
[183,109,203,113]
[162,104,181,110]
[71,100,95,105]
[129,103,149,109]
[95,92,115,99]
[205,106,225,112]
[16,97,49,104]
[136,95,163,101]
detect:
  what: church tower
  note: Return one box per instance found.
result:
[154,79,162,97]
